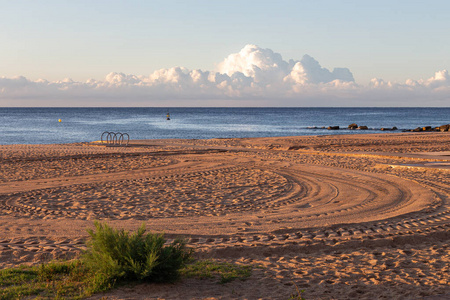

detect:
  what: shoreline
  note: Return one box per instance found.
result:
[0,132,449,299]
[1,124,449,147]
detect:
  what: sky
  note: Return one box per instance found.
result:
[0,0,449,107]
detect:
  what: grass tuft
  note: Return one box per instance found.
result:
[288,281,306,300]
[0,261,89,300]
[181,260,252,283]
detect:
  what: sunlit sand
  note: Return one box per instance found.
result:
[0,132,449,299]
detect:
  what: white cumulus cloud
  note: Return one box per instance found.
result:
[284,54,354,85]
[0,44,449,106]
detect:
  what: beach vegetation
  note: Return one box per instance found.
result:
[83,221,192,288]
[0,258,253,299]
[181,259,252,283]
[288,281,306,300]
[0,222,253,299]
[0,260,89,299]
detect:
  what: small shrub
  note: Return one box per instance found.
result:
[83,221,192,287]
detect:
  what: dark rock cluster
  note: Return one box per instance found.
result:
[326,123,392,131]
[406,124,450,132]
[381,127,398,131]
[309,123,449,132]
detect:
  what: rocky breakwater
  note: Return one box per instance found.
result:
[313,123,449,132]
[326,123,394,131]
[405,124,450,132]
[381,127,398,131]
[325,124,370,130]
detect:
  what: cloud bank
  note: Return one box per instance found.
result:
[1,44,449,106]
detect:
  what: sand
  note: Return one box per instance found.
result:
[0,132,449,299]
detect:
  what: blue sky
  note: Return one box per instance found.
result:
[0,0,449,106]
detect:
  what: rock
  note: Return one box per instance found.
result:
[358,125,368,130]
[438,124,450,132]
[381,127,398,131]
[348,123,358,129]
[327,126,340,130]
[405,125,450,132]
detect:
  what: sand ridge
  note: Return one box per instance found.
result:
[0,132,449,299]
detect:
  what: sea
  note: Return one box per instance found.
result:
[0,107,449,145]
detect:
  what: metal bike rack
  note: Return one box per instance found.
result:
[101,131,130,146]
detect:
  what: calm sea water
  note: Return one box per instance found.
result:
[0,107,449,145]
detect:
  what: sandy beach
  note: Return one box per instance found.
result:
[0,132,449,299]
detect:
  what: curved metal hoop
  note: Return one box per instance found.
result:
[101,131,110,144]
[100,131,130,146]
[121,133,130,146]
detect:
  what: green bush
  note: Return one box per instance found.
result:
[83,222,192,286]
[1,223,194,299]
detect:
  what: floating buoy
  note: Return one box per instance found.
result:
[166,113,170,120]
[58,119,62,123]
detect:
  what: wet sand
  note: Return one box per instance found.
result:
[0,132,449,299]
